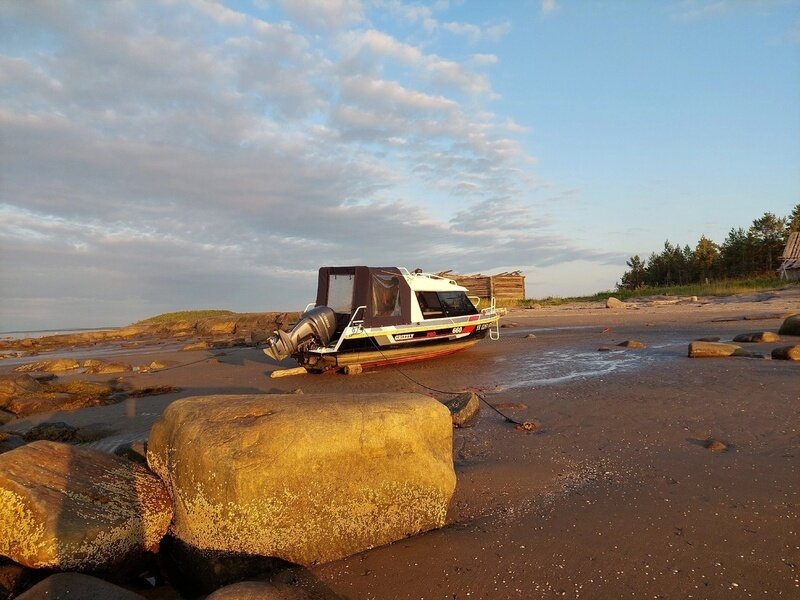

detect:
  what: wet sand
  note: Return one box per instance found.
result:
[2,290,799,599]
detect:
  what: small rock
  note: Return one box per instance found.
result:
[13,359,81,373]
[688,341,741,358]
[618,340,646,349]
[250,331,270,344]
[690,295,698,302]
[0,409,14,426]
[0,556,37,600]
[149,360,174,370]
[526,303,543,310]
[771,345,800,361]
[606,297,625,309]
[444,392,480,428]
[705,439,728,452]
[515,421,538,432]
[23,422,79,443]
[114,441,149,466]
[778,314,800,336]
[5,392,107,417]
[597,346,611,352]
[180,341,211,352]
[291,388,304,395]
[732,332,781,343]
[0,374,42,398]
[30,373,56,383]
[525,333,537,339]
[83,361,133,374]
[0,432,25,454]
[500,321,520,328]
[343,364,363,375]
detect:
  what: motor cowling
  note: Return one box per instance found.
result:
[263,305,337,362]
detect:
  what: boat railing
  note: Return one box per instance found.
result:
[400,267,457,286]
[332,305,367,352]
[302,302,315,313]
[468,295,481,309]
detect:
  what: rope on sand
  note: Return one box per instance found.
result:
[364,336,532,428]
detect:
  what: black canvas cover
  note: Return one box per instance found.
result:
[316,266,411,327]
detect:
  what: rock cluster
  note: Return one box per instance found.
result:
[0,312,300,355]
[0,392,457,596]
[687,315,799,360]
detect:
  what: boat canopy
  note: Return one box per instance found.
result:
[315,266,412,328]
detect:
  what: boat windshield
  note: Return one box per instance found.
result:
[417,291,479,319]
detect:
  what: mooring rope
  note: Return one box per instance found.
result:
[364,334,528,427]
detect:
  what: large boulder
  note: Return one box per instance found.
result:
[778,314,800,336]
[606,297,625,309]
[205,578,342,600]
[147,393,456,566]
[0,441,172,570]
[14,572,146,600]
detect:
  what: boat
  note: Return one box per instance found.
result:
[263,266,501,372]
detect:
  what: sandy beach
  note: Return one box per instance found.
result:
[1,290,798,599]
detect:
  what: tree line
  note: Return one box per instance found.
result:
[618,203,800,290]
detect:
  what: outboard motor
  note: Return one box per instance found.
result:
[263,305,337,362]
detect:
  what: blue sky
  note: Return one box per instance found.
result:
[1,0,799,330]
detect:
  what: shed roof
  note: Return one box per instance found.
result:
[781,231,800,260]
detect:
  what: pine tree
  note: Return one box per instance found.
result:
[749,212,787,272]
[692,235,719,282]
[619,255,647,290]
[788,203,800,232]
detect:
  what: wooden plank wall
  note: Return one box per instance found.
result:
[441,271,526,300]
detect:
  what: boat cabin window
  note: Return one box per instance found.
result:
[371,274,401,317]
[328,274,354,314]
[417,291,479,319]
[417,292,445,318]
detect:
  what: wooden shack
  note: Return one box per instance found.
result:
[778,231,800,281]
[438,270,526,301]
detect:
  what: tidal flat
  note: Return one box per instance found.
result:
[1,288,798,599]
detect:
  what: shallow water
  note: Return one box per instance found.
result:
[496,340,685,389]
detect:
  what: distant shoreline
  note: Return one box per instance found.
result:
[0,326,119,340]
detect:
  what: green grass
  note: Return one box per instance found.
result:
[135,310,235,325]
[514,277,796,307]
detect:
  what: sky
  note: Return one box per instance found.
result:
[1,0,799,330]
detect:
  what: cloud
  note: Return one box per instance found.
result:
[540,0,558,16]
[442,19,512,43]
[274,0,364,30]
[0,0,607,330]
